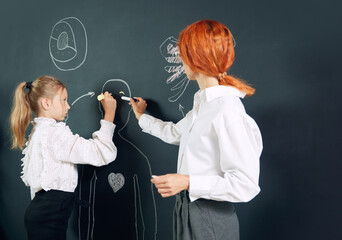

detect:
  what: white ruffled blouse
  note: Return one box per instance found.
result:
[21,117,117,199]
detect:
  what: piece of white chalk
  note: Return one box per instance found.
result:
[151,175,158,178]
[121,96,131,101]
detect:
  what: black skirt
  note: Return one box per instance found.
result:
[24,189,75,240]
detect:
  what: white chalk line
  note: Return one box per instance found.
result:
[160,36,189,104]
[64,91,95,123]
[49,17,88,71]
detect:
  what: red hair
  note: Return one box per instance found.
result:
[178,20,255,96]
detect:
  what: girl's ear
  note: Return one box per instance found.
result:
[40,97,50,111]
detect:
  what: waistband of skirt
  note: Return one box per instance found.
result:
[177,190,235,208]
[178,190,189,198]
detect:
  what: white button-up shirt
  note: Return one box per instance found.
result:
[21,118,117,199]
[139,85,262,202]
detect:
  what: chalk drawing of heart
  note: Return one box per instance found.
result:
[108,173,125,193]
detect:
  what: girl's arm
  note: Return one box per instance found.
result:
[189,114,263,202]
[50,120,117,166]
[130,97,190,145]
[50,91,117,166]
[101,91,116,122]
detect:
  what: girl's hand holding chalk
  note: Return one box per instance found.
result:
[100,92,116,123]
[97,93,112,101]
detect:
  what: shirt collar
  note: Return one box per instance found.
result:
[33,117,57,125]
[194,85,246,104]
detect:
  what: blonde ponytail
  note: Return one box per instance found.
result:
[10,82,32,150]
[10,75,66,150]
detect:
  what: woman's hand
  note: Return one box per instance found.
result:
[129,97,147,120]
[151,174,189,198]
[100,91,117,122]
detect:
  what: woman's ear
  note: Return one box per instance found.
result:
[40,97,50,111]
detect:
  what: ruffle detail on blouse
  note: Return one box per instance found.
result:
[21,133,45,198]
[39,121,54,192]
[20,141,29,187]
[20,120,36,187]
[20,118,60,198]
[40,121,70,192]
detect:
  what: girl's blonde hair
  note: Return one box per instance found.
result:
[10,75,66,150]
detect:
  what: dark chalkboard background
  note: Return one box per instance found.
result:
[1,0,342,239]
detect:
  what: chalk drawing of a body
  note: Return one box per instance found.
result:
[78,79,157,240]
[49,17,88,71]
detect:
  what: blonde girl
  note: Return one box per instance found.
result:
[10,75,117,240]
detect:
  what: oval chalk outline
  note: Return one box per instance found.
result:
[50,20,77,63]
[49,17,88,71]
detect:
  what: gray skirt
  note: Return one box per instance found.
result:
[173,191,239,240]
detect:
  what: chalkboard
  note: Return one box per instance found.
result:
[1,0,342,239]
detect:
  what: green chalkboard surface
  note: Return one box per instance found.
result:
[1,0,342,239]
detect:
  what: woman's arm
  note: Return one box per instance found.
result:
[130,97,190,145]
[189,115,263,202]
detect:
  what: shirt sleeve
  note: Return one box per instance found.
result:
[50,120,117,166]
[189,114,263,202]
[138,113,191,145]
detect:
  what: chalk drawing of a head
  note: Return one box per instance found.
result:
[98,79,132,128]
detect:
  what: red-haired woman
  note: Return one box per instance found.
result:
[130,20,262,240]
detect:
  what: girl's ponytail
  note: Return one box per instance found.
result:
[10,76,65,150]
[10,82,32,150]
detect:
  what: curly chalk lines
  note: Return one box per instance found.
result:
[159,34,236,103]
[160,36,189,103]
[49,17,88,71]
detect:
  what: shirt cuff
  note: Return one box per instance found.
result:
[189,175,211,202]
[95,120,116,140]
[138,114,152,132]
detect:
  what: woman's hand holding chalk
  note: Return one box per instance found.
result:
[151,174,189,198]
[121,96,138,102]
[97,93,112,101]
[130,97,146,120]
